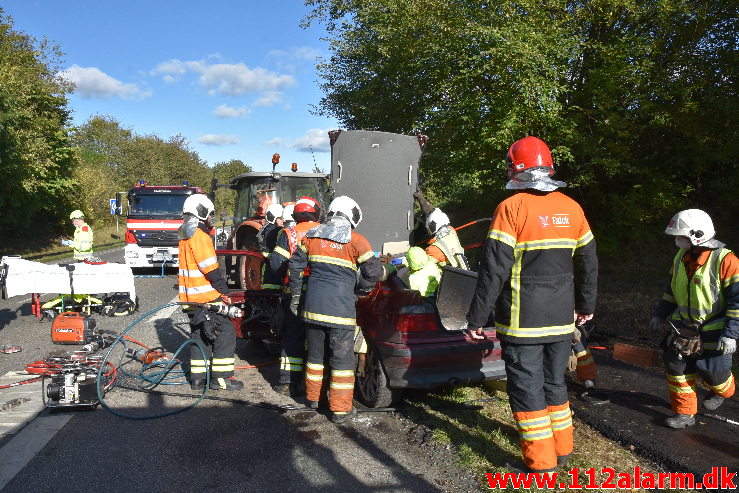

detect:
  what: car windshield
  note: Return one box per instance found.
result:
[233,175,328,223]
[129,193,190,216]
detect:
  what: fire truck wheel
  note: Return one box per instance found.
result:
[355,343,402,408]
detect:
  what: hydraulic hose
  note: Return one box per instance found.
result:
[96,301,212,420]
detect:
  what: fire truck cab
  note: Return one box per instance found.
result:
[115,181,202,268]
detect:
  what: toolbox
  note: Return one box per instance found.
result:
[51,311,96,344]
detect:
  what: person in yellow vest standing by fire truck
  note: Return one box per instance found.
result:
[178,194,243,391]
[61,210,93,260]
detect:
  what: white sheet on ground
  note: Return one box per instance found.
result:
[1,257,136,302]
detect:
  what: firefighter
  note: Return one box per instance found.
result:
[61,210,94,260]
[465,136,598,472]
[413,190,469,269]
[178,194,243,391]
[269,196,321,396]
[259,203,285,291]
[650,209,738,428]
[288,196,395,423]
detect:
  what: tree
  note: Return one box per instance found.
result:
[0,9,77,239]
[305,0,738,247]
[211,159,252,218]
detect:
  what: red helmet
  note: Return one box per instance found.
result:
[506,136,554,178]
[294,196,319,214]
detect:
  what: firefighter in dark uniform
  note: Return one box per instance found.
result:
[288,196,394,423]
[465,136,598,472]
[650,209,738,428]
[178,194,243,391]
[259,203,285,291]
[269,196,321,395]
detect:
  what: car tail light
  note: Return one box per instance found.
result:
[395,305,438,333]
[125,230,137,244]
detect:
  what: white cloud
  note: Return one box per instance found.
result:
[151,58,295,99]
[213,104,251,118]
[291,128,332,153]
[58,65,151,100]
[197,134,239,146]
[252,91,284,107]
[263,138,283,148]
[266,46,322,72]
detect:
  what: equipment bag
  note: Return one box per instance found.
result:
[668,323,702,359]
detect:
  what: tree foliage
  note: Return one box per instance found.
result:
[0,10,76,237]
[305,0,738,248]
[211,159,252,218]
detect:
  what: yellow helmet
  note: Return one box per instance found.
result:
[69,210,85,219]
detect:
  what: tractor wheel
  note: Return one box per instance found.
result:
[355,344,402,408]
[237,253,262,290]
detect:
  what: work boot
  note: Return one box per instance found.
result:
[306,400,319,410]
[190,379,205,391]
[557,454,571,468]
[665,413,695,429]
[703,394,725,411]
[210,377,244,391]
[290,380,305,397]
[330,408,356,424]
[272,383,291,396]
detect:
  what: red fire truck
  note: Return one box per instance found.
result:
[115,181,202,268]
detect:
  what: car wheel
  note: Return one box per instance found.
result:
[355,344,402,408]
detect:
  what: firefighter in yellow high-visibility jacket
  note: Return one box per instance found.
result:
[62,210,93,260]
[178,194,243,392]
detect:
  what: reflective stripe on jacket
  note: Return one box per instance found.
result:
[73,224,93,260]
[467,191,598,344]
[659,247,739,348]
[178,228,222,303]
[288,230,384,329]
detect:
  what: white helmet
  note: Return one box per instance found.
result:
[182,194,215,221]
[281,204,295,223]
[665,209,715,246]
[265,204,284,224]
[327,196,362,228]
[426,208,450,235]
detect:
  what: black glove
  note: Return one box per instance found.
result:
[192,308,222,342]
[289,295,301,317]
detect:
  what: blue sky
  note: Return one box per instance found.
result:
[4,0,339,172]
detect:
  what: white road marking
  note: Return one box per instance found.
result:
[0,413,74,490]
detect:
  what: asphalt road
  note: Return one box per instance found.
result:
[0,248,479,493]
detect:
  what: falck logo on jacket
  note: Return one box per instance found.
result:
[539,214,570,228]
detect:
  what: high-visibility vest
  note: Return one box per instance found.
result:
[670,247,730,349]
[178,228,221,303]
[73,223,93,260]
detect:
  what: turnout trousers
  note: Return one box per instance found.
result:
[502,340,574,472]
[572,338,597,382]
[304,323,355,413]
[663,348,735,415]
[187,311,236,380]
[278,297,307,385]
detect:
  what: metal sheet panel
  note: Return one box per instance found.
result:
[330,130,425,253]
[436,266,479,331]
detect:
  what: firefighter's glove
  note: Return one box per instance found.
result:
[289,296,301,317]
[193,308,221,342]
[649,317,664,331]
[718,336,736,355]
[60,239,72,247]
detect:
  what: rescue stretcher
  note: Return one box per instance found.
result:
[0,256,137,318]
